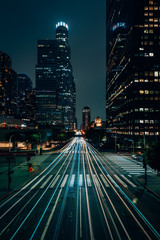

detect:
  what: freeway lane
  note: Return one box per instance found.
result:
[0,138,160,240]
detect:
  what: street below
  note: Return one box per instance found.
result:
[0,138,160,240]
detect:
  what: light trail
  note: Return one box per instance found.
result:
[87,142,160,239]
[75,140,81,240]
[9,142,75,240]
[82,144,94,240]
[85,145,114,240]
[52,142,79,240]
[0,140,74,210]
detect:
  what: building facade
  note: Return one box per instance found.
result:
[106,0,160,138]
[36,22,76,130]
[0,51,17,117]
[82,106,91,131]
[17,73,33,119]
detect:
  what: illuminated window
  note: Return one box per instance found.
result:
[154,79,158,82]
[149,18,153,22]
[154,7,158,10]
[140,90,144,94]
[149,29,154,33]
[144,29,149,33]
[149,53,154,56]
[149,7,153,10]
[140,120,144,123]
[145,90,149,94]
[154,71,158,77]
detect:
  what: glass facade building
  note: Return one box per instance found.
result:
[106,0,160,137]
[82,106,91,131]
[0,51,17,117]
[17,73,33,119]
[36,23,76,129]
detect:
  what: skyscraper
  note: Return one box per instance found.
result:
[36,22,76,130]
[106,0,160,138]
[36,39,63,126]
[82,106,91,131]
[56,22,76,130]
[17,73,33,119]
[0,51,17,117]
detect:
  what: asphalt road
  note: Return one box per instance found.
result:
[0,138,160,240]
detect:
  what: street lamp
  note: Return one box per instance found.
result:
[9,135,14,152]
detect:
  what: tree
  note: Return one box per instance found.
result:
[144,141,160,173]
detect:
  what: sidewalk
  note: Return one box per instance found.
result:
[136,173,160,199]
[0,152,55,200]
[119,153,160,199]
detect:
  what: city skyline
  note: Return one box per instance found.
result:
[0,0,106,127]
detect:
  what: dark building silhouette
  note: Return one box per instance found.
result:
[0,51,17,117]
[36,39,63,126]
[36,22,76,130]
[82,106,91,131]
[106,0,160,138]
[25,89,36,121]
[17,73,33,119]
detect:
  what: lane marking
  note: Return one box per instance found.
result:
[100,174,110,188]
[40,175,53,189]
[86,174,92,187]
[107,175,118,187]
[61,174,69,188]
[120,175,136,188]
[50,175,60,188]
[79,174,83,187]
[114,175,128,188]
[70,174,75,187]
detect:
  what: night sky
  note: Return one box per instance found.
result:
[0,0,106,128]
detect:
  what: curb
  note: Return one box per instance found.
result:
[145,186,160,200]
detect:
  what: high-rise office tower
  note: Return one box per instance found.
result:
[17,73,33,119]
[36,39,63,125]
[0,51,17,117]
[56,22,76,130]
[36,22,76,130]
[82,106,91,131]
[106,0,160,138]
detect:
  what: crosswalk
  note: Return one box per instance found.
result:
[37,172,137,190]
[109,156,152,175]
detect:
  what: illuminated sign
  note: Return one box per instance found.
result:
[112,22,126,31]
[56,22,69,30]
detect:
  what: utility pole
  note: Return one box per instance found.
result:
[6,155,14,191]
